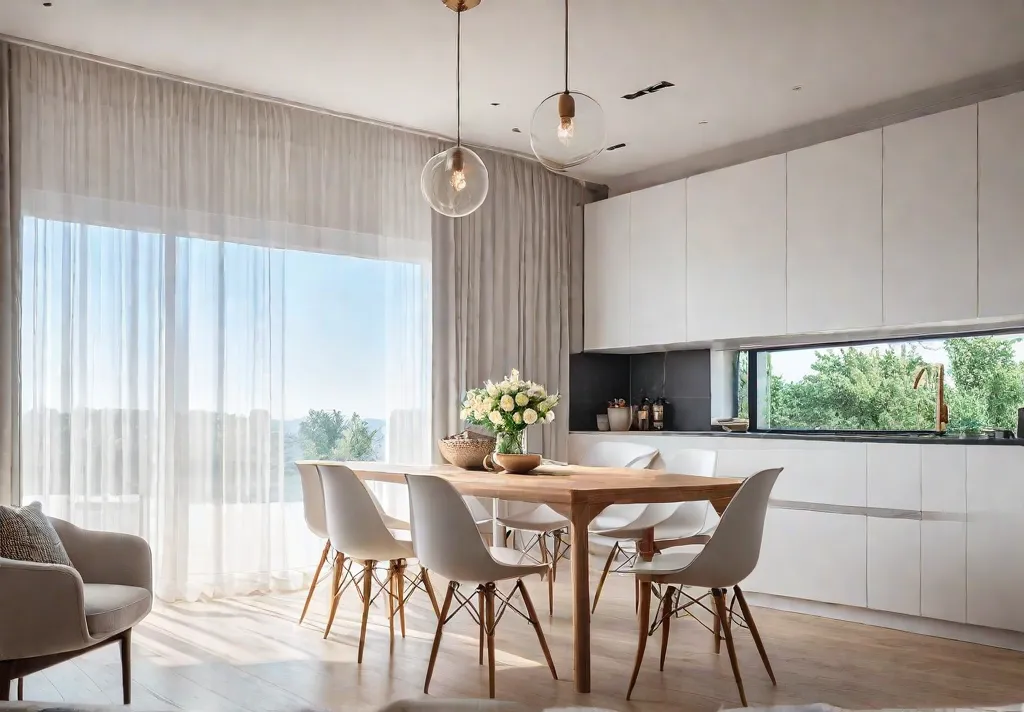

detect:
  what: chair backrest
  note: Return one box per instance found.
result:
[405,474,499,582]
[296,462,329,539]
[662,449,718,478]
[579,441,658,469]
[648,449,719,532]
[678,468,782,588]
[317,463,402,561]
[581,441,660,526]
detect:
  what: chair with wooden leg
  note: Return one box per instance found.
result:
[316,464,440,663]
[0,514,152,704]
[405,474,557,700]
[625,467,783,706]
[591,449,718,613]
[295,462,336,626]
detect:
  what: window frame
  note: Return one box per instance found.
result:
[745,326,1024,435]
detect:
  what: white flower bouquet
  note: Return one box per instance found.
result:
[460,368,560,454]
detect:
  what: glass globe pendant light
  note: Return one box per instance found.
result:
[421,0,488,218]
[530,0,606,172]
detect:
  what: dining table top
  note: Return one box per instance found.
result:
[321,460,744,507]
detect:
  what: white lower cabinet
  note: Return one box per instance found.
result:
[745,508,867,608]
[966,448,1024,632]
[867,518,921,616]
[920,521,967,623]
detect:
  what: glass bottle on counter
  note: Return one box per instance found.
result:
[637,395,652,431]
[652,397,667,431]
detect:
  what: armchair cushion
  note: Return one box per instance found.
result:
[83,584,152,639]
[0,502,73,567]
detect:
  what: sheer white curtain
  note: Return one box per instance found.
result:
[14,46,435,601]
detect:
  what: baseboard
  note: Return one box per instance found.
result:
[744,592,1024,652]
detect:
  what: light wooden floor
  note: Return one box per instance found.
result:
[16,564,1024,711]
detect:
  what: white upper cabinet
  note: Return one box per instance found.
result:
[687,155,787,342]
[979,92,1024,318]
[787,130,883,333]
[629,180,687,346]
[583,194,631,350]
[882,106,978,326]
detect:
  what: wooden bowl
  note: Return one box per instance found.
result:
[493,453,542,475]
[437,437,494,469]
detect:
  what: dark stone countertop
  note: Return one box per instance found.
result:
[569,429,1024,446]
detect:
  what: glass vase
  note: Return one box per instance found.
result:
[495,429,526,455]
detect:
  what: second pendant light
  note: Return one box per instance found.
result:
[530,0,606,172]
[421,0,488,218]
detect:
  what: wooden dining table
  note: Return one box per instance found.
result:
[345,461,743,694]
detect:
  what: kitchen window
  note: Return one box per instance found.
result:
[742,332,1024,435]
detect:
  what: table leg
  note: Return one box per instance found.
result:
[492,498,507,548]
[570,503,593,693]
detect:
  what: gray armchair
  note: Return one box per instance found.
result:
[0,517,153,703]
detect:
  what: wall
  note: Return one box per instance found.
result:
[569,431,1024,650]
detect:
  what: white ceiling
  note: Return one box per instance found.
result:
[4,0,1024,184]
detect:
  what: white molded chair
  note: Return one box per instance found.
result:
[317,464,440,663]
[295,461,412,626]
[296,462,333,625]
[626,467,783,705]
[495,440,659,604]
[590,449,718,613]
[406,474,557,699]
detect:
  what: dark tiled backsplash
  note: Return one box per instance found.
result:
[568,352,630,431]
[569,349,712,432]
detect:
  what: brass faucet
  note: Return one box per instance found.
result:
[913,363,949,433]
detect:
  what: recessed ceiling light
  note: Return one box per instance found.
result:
[511,127,521,133]
[791,85,803,91]
[698,120,709,125]
[606,142,626,152]
[42,1,52,5]
[490,102,500,106]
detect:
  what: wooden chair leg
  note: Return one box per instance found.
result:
[734,586,776,684]
[484,583,497,699]
[517,579,557,679]
[537,536,553,616]
[386,563,396,653]
[120,628,132,704]
[626,579,653,700]
[713,601,722,654]
[660,585,676,672]
[299,540,331,624]
[0,676,9,703]
[478,588,486,665]
[592,542,619,614]
[424,582,456,693]
[357,561,375,664]
[395,561,407,638]
[420,567,441,618]
[17,678,23,702]
[713,588,747,706]
[550,532,560,583]
[323,551,347,638]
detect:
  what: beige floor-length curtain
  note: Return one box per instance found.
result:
[15,44,436,599]
[0,42,20,507]
[432,150,585,461]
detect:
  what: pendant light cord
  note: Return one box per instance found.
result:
[456,3,462,146]
[563,0,569,93]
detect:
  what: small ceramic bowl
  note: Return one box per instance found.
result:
[494,453,542,475]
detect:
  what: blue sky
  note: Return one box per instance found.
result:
[21,219,419,421]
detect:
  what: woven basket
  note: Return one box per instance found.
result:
[437,436,494,469]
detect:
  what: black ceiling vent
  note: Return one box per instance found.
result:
[622,80,675,101]
[606,143,627,152]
